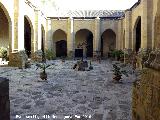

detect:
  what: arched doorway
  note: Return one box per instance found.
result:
[75,29,93,58]
[41,25,45,52]
[0,3,12,60]
[101,29,116,57]
[134,16,141,52]
[53,29,67,57]
[24,16,32,57]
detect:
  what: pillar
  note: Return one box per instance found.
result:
[18,0,24,51]
[34,10,42,52]
[67,17,74,58]
[13,0,19,52]
[94,17,101,56]
[141,0,149,49]
[125,10,132,49]
[46,19,52,50]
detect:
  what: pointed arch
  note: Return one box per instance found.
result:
[75,29,93,58]
[133,16,141,52]
[0,2,12,56]
[52,29,67,57]
[101,29,116,57]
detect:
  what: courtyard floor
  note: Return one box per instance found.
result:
[0,60,136,120]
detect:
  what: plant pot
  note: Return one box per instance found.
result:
[40,72,47,80]
[113,75,122,82]
[89,66,93,70]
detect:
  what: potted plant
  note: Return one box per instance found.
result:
[112,63,128,82]
[36,63,51,80]
[89,60,93,70]
[45,49,55,60]
[110,50,122,61]
[0,47,8,61]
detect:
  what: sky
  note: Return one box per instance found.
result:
[36,0,138,16]
[50,0,138,10]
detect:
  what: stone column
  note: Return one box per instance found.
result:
[13,0,19,52]
[94,17,101,56]
[117,20,123,49]
[9,0,25,67]
[34,10,41,52]
[67,17,74,58]
[32,10,43,61]
[141,0,148,49]
[18,0,24,51]
[125,11,132,49]
[146,0,153,48]
[46,19,52,50]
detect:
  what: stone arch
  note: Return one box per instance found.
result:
[52,29,67,57]
[75,29,93,58]
[41,25,45,52]
[0,2,12,57]
[101,29,116,57]
[133,16,141,52]
[24,15,34,57]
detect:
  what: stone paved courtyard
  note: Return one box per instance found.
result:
[0,60,136,120]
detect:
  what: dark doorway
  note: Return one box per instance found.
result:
[135,17,141,52]
[56,40,67,57]
[86,33,93,57]
[75,49,83,58]
[24,17,31,57]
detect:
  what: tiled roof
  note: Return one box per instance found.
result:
[49,10,125,18]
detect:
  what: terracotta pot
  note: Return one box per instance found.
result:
[40,72,47,80]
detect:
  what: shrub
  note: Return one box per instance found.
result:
[45,49,55,60]
[0,47,8,59]
[110,50,124,60]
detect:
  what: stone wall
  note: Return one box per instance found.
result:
[0,77,10,120]
[1,0,160,64]
[132,68,160,120]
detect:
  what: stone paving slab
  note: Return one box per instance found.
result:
[0,60,135,120]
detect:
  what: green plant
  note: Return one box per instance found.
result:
[45,49,55,60]
[89,60,93,70]
[36,62,51,80]
[110,50,124,60]
[112,63,128,82]
[0,47,8,59]
[36,63,50,73]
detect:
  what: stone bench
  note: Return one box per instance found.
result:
[0,77,10,120]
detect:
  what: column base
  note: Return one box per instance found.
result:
[67,50,74,59]
[8,50,28,68]
[93,51,101,60]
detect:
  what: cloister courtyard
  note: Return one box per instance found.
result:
[0,60,136,120]
[0,0,160,120]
